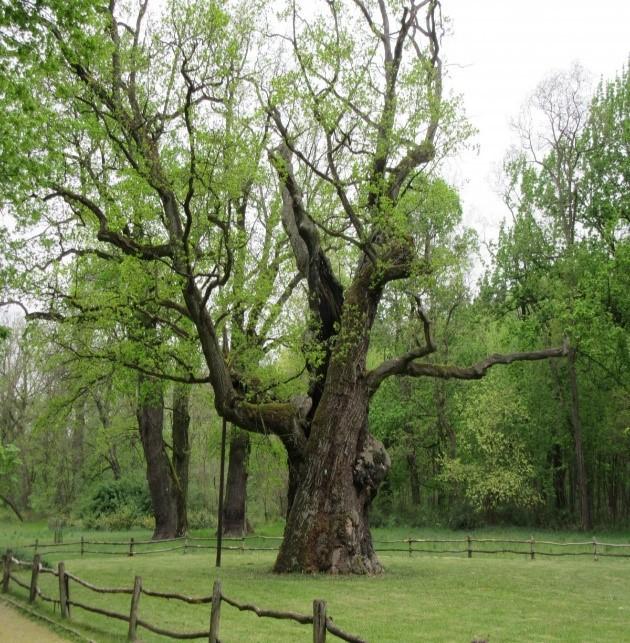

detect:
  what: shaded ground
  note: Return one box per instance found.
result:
[0,600,70,642]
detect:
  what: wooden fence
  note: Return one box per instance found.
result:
[1,550,365,642]
[376,536,630,559]
[12,534,630,559]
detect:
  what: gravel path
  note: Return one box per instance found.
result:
[0,600,71,642]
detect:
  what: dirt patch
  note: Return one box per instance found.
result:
[0,600,70,642]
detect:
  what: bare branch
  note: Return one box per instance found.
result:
[367,344,568,396]
[269,144,344,333]
[47,188,174,260]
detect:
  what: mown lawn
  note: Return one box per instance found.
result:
[2,519,630,642]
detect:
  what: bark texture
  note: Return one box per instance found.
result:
[274,388,389,573]
[172,384,190,536]
[274,270,390,574]
[136,376,178,540]
[222,428,251,536]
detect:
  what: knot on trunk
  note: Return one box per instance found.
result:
[353,434,391,498]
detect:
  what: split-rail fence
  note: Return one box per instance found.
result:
[12,533,630,560]
[1,550,365,642]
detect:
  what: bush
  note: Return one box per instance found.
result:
[187,508,216,531]
[81,478,151,530]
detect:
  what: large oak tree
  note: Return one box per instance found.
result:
[0,0,566,573]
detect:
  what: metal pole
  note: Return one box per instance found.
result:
[216,417,227,567]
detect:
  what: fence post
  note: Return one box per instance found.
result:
[240,535,245,554]
[184,536,188,555]
[407,538,412,557]
[128,575,142,641]
[129,537,135,557]
[80,536,84,557]
[530,536,535,560]
[209,580,222,643]
[2,549,12,593]
[29,554,41,603]
[467,535,472,558]
[592,538,598,562]
[313,599,327,643]
[34,538,39,555]
[58,562,69,619]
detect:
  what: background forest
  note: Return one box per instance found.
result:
[0,1,628,544]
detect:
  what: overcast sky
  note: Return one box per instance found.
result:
[441,0,629,250]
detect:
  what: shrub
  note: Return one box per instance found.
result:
[187,508,216,531]
[81,478,151,529]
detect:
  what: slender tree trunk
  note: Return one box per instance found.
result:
[107,446,122,480]
[568,349,591,530]
[222,428,251,536]
[407,451,421,506]
[94,390,122,480]
[137,375,178,539]
[607,455,618,523]
[624,468,630,523]
[549,355,591,530]
[0,494,23,521]
[172,384,190,536]
[19,466,33,510]
[72,397,86,499]
[435,382,456,458]
[551,443,567,511]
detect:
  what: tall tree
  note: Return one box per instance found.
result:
[489,63,630,529]
[0,0,567,573]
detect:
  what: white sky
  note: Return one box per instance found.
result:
[442,0,630,251]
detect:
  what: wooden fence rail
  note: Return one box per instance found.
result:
[13,535,630,560]
[1,550,365,642]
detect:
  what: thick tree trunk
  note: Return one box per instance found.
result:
[273,377,389,573]
[285,455,301,520]
[274,276,390,574]
[137,375,178,540]
[172,384,190,537]
[222,428,251,535]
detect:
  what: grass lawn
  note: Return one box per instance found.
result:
[2,519,629,642]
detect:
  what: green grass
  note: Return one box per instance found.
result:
[2,517,630,642]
